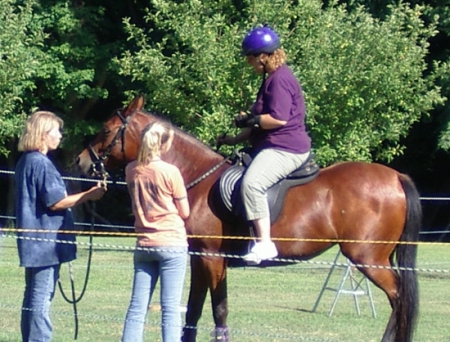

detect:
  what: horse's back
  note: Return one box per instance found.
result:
[274,161,408,257]
[322,161,401,183]
[316,161,405,203]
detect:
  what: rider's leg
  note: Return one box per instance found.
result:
[244,216,278,264]
[252,216,272,243]
[240,149,309,264]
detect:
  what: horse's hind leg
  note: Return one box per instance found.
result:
[352,258,399,342]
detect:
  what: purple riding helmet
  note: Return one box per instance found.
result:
[241,26,280,56]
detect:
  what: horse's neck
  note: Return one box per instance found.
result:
[133,111,223,182]
[169,131,224,183]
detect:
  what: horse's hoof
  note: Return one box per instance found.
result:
[210,326,229,342]
[181,326,197,342]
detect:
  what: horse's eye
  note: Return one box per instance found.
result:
[102,127,111,135]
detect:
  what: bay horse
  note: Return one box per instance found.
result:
[76,96,420,342]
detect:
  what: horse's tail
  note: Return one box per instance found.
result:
[395,173,421,342]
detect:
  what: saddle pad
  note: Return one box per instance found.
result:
[219,165,244,212]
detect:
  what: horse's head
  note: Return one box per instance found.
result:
[76,96,149,177]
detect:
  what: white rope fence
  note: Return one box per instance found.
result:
[1,234,449,274]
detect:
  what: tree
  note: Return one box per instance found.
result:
[0,0,44,157]
[325,2,450,238]
[21,0,117,154]
[2,1,150,157]
[117,0,444,165]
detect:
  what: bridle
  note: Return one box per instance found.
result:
[87,109,131,178]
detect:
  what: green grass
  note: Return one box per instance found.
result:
[1,235,450,341]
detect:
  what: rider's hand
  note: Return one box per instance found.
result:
[234,112,260,128]
[234,113,248,128]
[216,134,235,146]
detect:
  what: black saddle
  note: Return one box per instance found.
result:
[212,150,320,225]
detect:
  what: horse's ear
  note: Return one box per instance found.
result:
[123,95,145,116]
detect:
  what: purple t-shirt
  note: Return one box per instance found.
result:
[249,64,311,154]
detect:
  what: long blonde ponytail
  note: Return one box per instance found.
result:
[136,121,174,166]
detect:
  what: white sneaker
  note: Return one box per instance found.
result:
[243,242,278,265]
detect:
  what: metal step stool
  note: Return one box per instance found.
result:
[312,249,377,318]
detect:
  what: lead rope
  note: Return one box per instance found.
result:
[69,262,79,339]
[58,205,94,340]
[58,175,106,339]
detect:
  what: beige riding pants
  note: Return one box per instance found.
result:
[241,148,310,221]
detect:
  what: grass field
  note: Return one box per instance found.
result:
[1,234,450,341]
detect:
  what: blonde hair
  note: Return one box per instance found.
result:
[265,48,286,73]
[136,121,174,166]
[18,111,64,152]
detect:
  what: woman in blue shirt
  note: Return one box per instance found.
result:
[15,111,107,342]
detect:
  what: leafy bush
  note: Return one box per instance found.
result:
[118,0,443,165]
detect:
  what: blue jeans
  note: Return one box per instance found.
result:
[122,246,188,342]
[21,265,59,342]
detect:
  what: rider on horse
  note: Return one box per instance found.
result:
[217,26,312,265]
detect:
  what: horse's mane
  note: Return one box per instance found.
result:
[138,109,221,159]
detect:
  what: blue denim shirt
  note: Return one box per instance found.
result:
[15,151,76,267]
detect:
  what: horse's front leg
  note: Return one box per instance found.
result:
[210,257,228,342]
[182,256,209,342]
[182,255,228,342]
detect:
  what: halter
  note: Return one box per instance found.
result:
[87,110,131,178]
